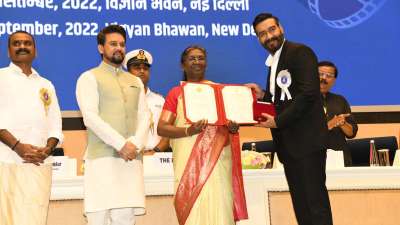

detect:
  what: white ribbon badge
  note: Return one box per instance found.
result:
[276,70,292,100]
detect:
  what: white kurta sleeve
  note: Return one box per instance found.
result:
[46,83,63,143]
[0,69,10,130]
[0,109,9,130]
[76,72,126,151]
[127,80,150,150]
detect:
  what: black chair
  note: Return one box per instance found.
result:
[346,136,398,167]
[242,140,275,153]
[164,147,173,152]
[52,147,64,156]
[242,140,276,164]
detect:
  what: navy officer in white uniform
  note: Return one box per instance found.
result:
[123,49,169,153]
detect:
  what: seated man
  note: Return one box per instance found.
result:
[319,61,358,166]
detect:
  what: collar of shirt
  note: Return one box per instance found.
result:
[265,39,285,67]
[99,61,123,75]
[146,88,163,104]
[9,62,40,78]
[146,87,153,97]
[265,40,285,100]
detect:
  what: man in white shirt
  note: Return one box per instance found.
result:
[76,25,150,225]
[123,49,169,154]
[0,31,63,225]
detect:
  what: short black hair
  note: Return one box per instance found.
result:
[8,31,35,48]
[252,13,280,31]
[318,61,338,78]
[97,24,126,45]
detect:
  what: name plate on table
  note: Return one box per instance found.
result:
[52,156,77,177]
[394,149,400,167]
[143,152,173,176]
[326,149,344,168]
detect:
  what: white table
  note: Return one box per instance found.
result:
[51,167,400,225]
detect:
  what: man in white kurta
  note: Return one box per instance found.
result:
[123,49,169,153]
[0,31,63,225]
[76,25,150,225]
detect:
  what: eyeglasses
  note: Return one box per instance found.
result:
[186,56,206,62]
[108,41,125,48]
[319,73,335,79]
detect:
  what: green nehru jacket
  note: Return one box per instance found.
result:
[86,62,142,159]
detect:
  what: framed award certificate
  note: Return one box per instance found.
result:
[181,82,260,125]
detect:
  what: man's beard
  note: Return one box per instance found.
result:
[106,51,124,65]
[111,56,123,65]
[262,34,284,54]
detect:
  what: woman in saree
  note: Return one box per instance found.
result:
[157,45,248,225]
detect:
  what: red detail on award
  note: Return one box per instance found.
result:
[253,101,276,122]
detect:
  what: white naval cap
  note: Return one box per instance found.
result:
[123,49,153,69]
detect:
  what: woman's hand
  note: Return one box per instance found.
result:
[227,120,239,133]
[187,119,208,136]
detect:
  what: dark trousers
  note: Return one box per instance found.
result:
[283,150,333,225]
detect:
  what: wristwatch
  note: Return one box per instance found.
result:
[153,147,162,152]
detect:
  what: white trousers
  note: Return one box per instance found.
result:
[87,208,136,225]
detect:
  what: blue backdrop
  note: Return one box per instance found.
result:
[1,0,398,110]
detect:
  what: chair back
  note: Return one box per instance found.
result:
[347,136,398,166]
[242,140,275,153]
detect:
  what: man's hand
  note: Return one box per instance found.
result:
[244,83,265,100]
[34,146,53,160]
[14,143,47,166]
[327,113,350,130]
[119,141,138,161]
[256,113,277,128]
